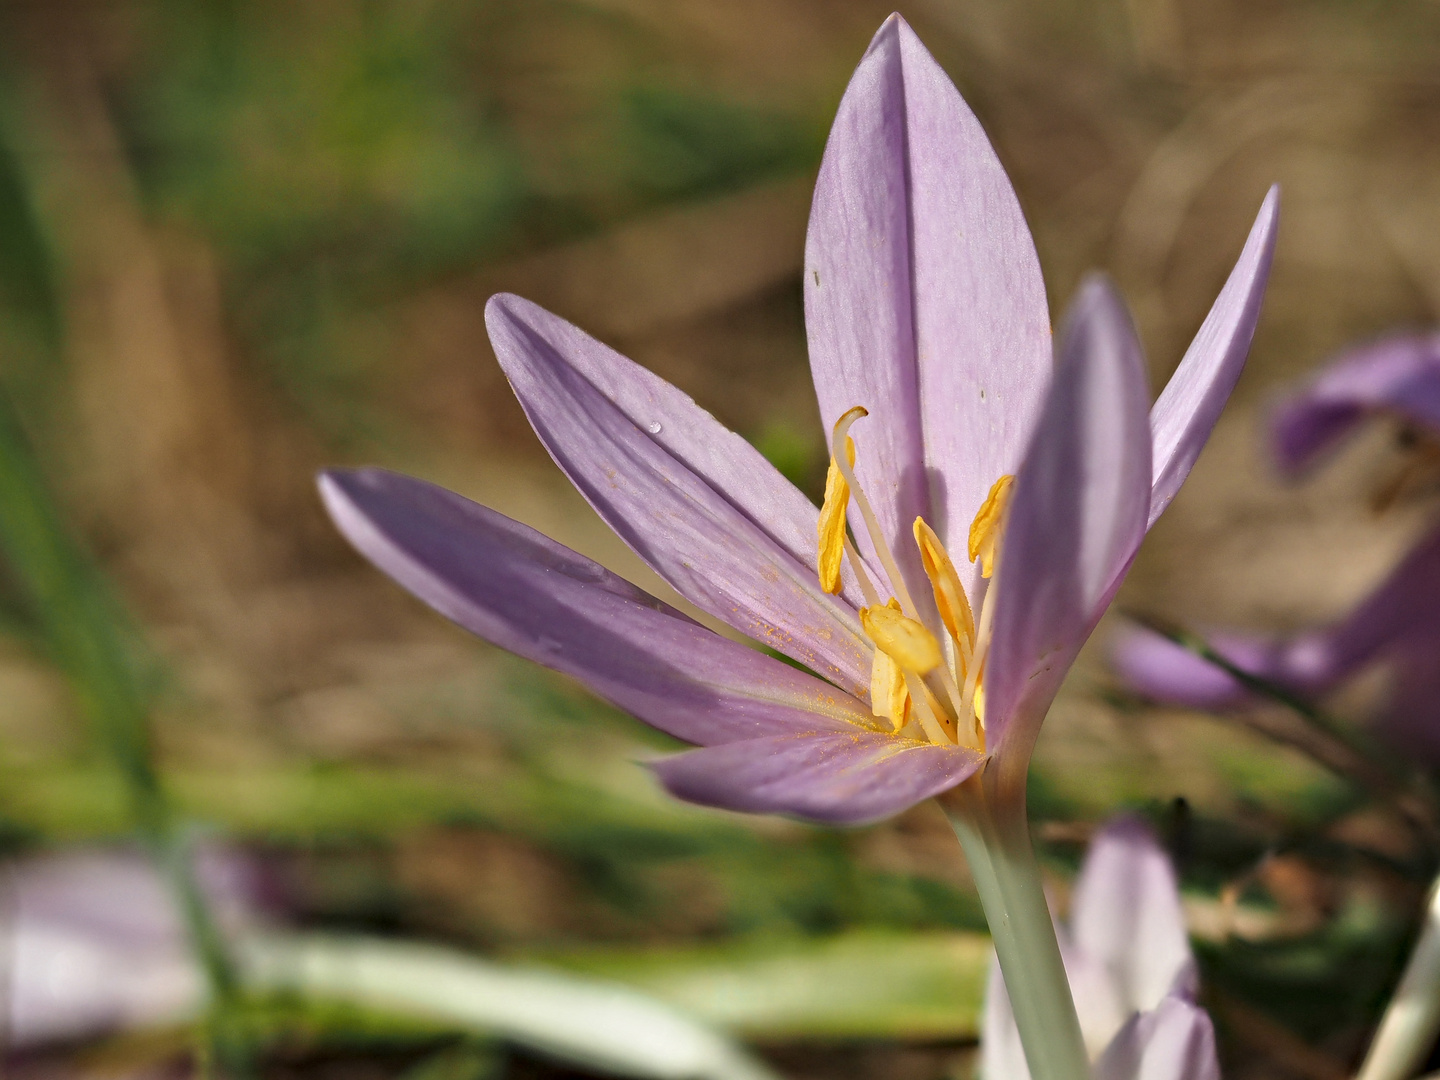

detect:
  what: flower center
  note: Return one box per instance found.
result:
[816,405,1014,752]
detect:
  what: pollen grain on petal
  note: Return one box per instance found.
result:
[860,600,942,674]
[913,517,975,649]
[968,474,1015,579]
[816,435,856,594]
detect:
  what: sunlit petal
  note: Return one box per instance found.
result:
[651,731,982,825]
[986,278,1152,756]
[1149,188,1279,526]
[321,469,877,747]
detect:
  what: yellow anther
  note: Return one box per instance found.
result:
[869,642,910,732]
[913,518,975,651]
[973,676,986,729]
[860,600,943,674]
[968,474,1015,579]
[828,406,925,621]
[816,436,856,594]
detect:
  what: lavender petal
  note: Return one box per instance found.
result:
[1070,817,1197,1014]
[1272,331,1440,475]
[986,277,1153,757]
[320,469,877,747]
[1149,188,1279,527]
[804,14,927,605]
[650,730,982,825]
[804,15,1049,608]
[486,294,872,698]
[811,16,1051,601]
[1109,624,1277,710]
[1092,997,1220,1080]
[1114,522,1440,718]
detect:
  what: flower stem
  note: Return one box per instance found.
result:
[1356,876,1440,1080]
[943,780,1088,1080]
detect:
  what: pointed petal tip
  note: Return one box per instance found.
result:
[1094,811,1159,848]
[1063,279,1139,384]
[316,464,370,487]
[317,466,376,534]
[484,292,533,356]
[864,12,902,54]
[1146,184,1280,528]
[1077,268,1118,293]
[1063,274,1146,382]
[485,293,571,352]
[863,12,938,77]
[318,466,415,527]
[877,11,910,35]
[316,469,343,524]
[1254,184,1281,255]
[316,467,430,557]
[1071,272,1128,321]
[483,290,533,332]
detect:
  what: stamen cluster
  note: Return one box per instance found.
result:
[817,406,1013,752]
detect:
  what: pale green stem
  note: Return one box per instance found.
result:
[1356,877,1440,1080]
[944,783,1088,1080]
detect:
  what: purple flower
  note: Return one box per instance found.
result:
[320,14,1277,826]
[1272,331,1440,476]
[1114,521,1440,761]
[3,848,261,1047]
[982,818,1218,1080]
[1114,333,1440,760]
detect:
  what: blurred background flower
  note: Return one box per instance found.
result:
[5,1,1440,1078]
[4,845,264,1048]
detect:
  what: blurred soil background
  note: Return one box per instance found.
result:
[3,1,1440,1079]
